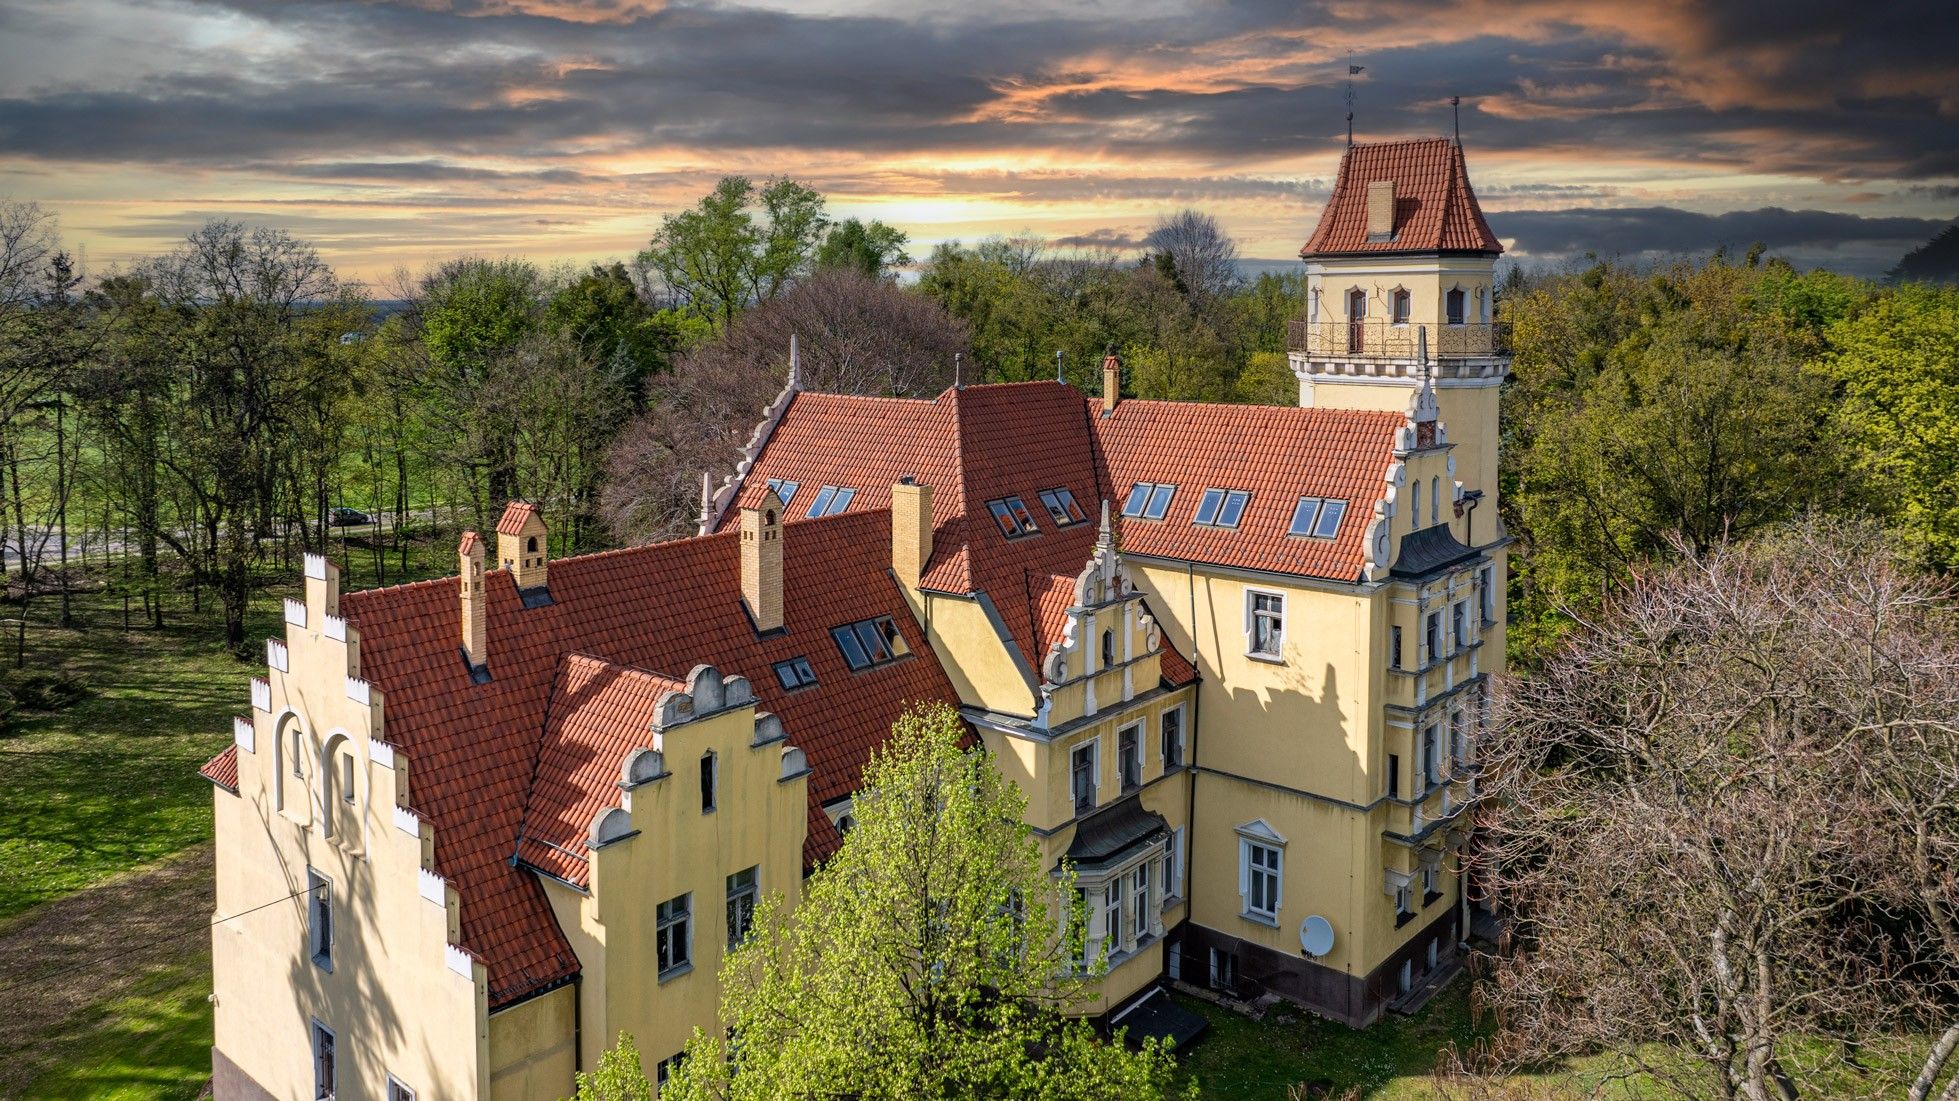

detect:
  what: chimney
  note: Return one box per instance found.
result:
[1101,348,1122,415]
[741,488,785,633]
[1366,180,1395,240]
[495,501,549,592]
[459,531,487,674]
[891,478,933,588]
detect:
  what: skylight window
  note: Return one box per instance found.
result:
[831,616,910,671]
[1289,497,1349,539]
[766,478,799,506]
[1122,482,1176,521]
[772,656,817,690]
[988,496,1040,538]
[1193,488,1250,529]
[1038,488,1087,527]
[805,485,857,518]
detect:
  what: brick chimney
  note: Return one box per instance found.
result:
[1366,180,1395,240]
[741,488,785,633]
[496,501,548,592]
[891,478,933,588]
[459,530,487,673]
[1101,348,1122,415]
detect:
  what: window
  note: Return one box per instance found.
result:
[291,727,305,778]
[1037,487,1087,526]
[1479,565,1495,624]
[1100,628,1115,668]
[307,869,332,971]
[1243,840,1282,921]
[1411,479,1421,528]
[1193,488,1250,529]
[1391,288,1411,324]
[771,656,817,690]
[1425,611,1440,665]
[387,1075,415,1101]
[1431,476,1440,525]
[1452,600,1468,649]
[1160,706,1184,769]
[1388,753,1401,799]
[1451,710,1466,764]
[1074,888,1092,970]
[1423,863,1442,904]
[1446,287,1466,325]
[657,893,692,977]
[726,867,758,948]
[1131,862,1151,941]
[526,535,539,555]
[831,616,909,671]
[1248,591,1285,658]
[1122,482,1176,521]
[1395,881,1415,923]
[1477,286,1489,323]
[1209,947,1237,991]
[1423,726,1440,787]
[987,496,1040,538]
[804,485,856,518]
[656,1053,685,1088]
[312,1021,335,1100]
[765,478,799,505]
[1118,725,1141,792]
[1071,741,1097,814]
[1288,496,1346,538]
[1167,827,1185,898]
[700,751,716,813]
[339,753,355,804]
[1104,876,1124,952]
[1391,625,1403,669]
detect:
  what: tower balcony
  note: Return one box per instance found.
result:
[1287,319,1511,360]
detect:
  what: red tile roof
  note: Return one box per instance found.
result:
[459,530,482,555]
[496,501,541,536]
[200,744,238,794]
[1300,138,1501,257]
[339,509,961,1008]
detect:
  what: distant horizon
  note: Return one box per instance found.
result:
[4,1,1953,284]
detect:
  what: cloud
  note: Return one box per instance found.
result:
[1052,227,1147,250]
[1490,206,1950,274]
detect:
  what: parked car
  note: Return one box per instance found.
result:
[329,507,372,527]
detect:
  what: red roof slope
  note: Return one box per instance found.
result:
[1300,138,1502,257]
[201,744,238,794]
[496,501,541,535]
[514,656,686,888]
[340,508,960,1008]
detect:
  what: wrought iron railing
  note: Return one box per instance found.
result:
[1286,320,1510,359]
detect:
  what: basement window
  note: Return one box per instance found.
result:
[1193,488,1250,529]
[772,656,818,691]
[1122,482,1176,521]
[805,485,857,518]
[987,496,1041,538]
[1038,487,1088,527]
[831,616,910,671]
[1288,497,1348,539]
[765,478,800,506]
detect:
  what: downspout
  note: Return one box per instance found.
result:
[1182,558,1199,922]
[571,972,584,1089]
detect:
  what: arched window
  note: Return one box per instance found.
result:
[1431,477,1440,525]
[526,535,538,554]
[1446,288,1466,326]
[1390,288,1411,325]
[765,510,775,526]
[1347,288,1368,354]
[1476,287,1489,323]
[291,726,305,778]
[1410,480,1422,527]
[1101,629,1115,668]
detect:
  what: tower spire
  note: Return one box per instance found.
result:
[1451,95,1461,145]
[1345,61,1364,147]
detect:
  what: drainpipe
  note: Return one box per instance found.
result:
[571,973,584,1090]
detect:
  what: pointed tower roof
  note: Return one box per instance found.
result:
[1300,137,1502,258]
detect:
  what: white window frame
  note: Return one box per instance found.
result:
[726,867,759,949]
[1235,819,1287,926]
[1103,876,1123,956]
[386,1074,415,1101]
[1167,826,1185,900]
[656,893,693,979]
[1245,589,1286,661]
[1452,600,1468,650]
[1159,705,1184,769]
[1117,723,1142,792]
[307,868,332,972]
[1131,861,1151,943]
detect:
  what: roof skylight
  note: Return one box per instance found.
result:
[1289,497,1349,539]
[766,478,799,506]
[805,485,856,518]
[1194,488,1250,529]
[1038,488,1087,527]
[1122,482,1176,521]
[987,496,1041,538]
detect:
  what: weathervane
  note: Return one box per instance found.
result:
[1451,95,1462,145]
[1346,59,1365,147]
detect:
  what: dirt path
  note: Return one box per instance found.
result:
[0,844,214,1099]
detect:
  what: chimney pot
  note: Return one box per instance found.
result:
[1101,348,1122,415]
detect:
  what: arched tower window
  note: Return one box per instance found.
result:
[526,535,538,554]
[1347,288,1368,354]
[1446,288,1466,326]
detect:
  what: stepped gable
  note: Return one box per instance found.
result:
[1300,137,1502,257]
[339,508,960,1009]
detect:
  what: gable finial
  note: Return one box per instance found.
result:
[954,351,963,390]
[1098,498,1114,550]
[1055,348,1064,384]
[1451,94,1462,146]
[1346,60,1364,148]
[788,332,802,390]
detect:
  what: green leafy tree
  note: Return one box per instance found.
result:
[568,1032,652,1101]
[1825,282,1959,568]
[411,257,544,518]
[638,176,828,330]
[661,703,1187,1101]
[544,262,689,404]
[815,217,912,278]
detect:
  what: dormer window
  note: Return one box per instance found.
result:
[1287,497,1348,539]
[766,478,800,505]
[1391,289,1411,325]
[1037,488,1087,527]
[1446,288,1466,326]
[987,496,1041,538]
[1193,488,1250,529]
[1122,482,1175,521]
[805,485,856,518]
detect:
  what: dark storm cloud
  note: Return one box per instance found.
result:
[1490,206,1949,259]
[1052,227,1147,250]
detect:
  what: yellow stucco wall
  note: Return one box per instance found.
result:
[488,986,577,1101]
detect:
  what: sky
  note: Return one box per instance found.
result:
[2,0,1955,287]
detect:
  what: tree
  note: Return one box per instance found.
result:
[1823,283,1959,569]
[1475,518,1959,1101]
[1142,209,1238,304]
[637,176,829,330]
[815,217,912,279]
[543,261,690,404]
[600,268,966,543]
[1889,223,1959,285]
[571,1033,652,1101]
[661,703,1186,1101]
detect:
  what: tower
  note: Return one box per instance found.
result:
[1289,137,1509,530]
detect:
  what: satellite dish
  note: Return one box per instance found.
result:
[1300,915,1335,957]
